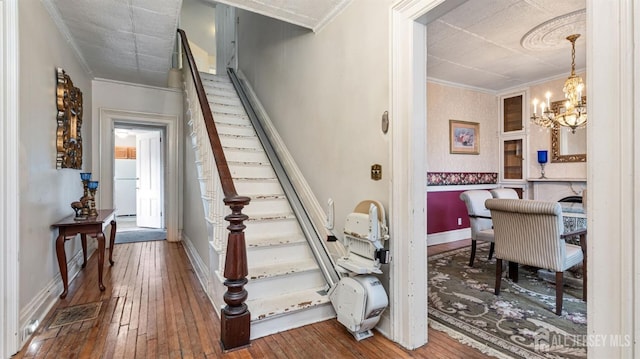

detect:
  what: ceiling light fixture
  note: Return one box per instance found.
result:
[530,34,586,133]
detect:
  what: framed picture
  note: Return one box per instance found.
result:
[449,120,479,155]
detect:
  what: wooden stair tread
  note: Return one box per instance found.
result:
[246,234,306,248]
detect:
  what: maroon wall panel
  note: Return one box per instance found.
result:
[427,190,470,234]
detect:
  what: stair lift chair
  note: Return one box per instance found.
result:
[459,190,495,267]
[329,200,390,341]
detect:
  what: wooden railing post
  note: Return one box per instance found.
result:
[220,195,251,350]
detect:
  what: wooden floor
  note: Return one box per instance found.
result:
[13,239,488,358]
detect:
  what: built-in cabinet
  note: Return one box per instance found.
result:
[499,91,528,188]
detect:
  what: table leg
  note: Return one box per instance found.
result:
[97,231,106,291]
[109,219,117,266]
[80,234,88,268]
[56,234,69,299]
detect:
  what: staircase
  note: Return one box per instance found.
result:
[186,72,335,339]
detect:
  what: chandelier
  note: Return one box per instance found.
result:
[530,34,586,133]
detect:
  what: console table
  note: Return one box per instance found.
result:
[52,209,117,299]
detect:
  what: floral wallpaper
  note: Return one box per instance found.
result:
[427,172,498,186]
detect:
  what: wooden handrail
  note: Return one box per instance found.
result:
[177,29,251,351]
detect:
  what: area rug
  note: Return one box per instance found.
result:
[428,245,587,358]
[115,229,166,244]
[49,302,102,328]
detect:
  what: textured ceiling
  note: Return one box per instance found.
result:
[427,0,586,92]
[43,0,182,87]
[43,0,585,91]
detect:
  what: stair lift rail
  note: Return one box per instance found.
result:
[226,68,341,288]
[177,29,251,351]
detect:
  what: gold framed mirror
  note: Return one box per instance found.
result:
[56,67,83,169]
[551,123,586,162]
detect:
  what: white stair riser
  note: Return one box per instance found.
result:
[235,180,282,194]
[243,198,291,215]
[210,96,242,106]
[213,113,251,126]
[223,150,269,163]
[229,164,275,178]
[247,243,315,267]
[220,136,262,150]
[244,218,301,239]
[246,269,326,299]
[215,124,256,137]
[249,303,334,340]
[211,104,246,116]
[202,78,233,86]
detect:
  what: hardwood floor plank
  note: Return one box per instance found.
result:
[14,239,489,359]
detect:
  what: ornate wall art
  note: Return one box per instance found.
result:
[56,67,83,169]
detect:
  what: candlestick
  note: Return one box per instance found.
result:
[537,150,548,179]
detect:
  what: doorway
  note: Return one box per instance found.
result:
[113,125,166,241]
[98,109,181,242]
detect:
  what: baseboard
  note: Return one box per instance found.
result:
[427,228,470,246]
[19,243,97,347]
[376,310,391,339]
[181,234,211,301]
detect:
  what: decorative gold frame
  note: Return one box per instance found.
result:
[551,124,587,162]
[449,120,480,155]
[56,68,83,169]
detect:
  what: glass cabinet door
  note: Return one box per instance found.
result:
[503,138,524,180]
[502,94,524,132]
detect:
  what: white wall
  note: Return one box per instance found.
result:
[182,119,209,266]
[427,82,499,172]
[237,0,394,242]
[91,79,182,209]
[18,0,92,316]
[181,0,216,72]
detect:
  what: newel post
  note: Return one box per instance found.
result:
[220,195,252,351]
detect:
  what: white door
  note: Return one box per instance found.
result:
[136,131,163,228]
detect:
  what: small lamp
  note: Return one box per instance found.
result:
[537,150,548,179]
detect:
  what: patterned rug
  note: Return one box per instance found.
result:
[49,302,102,328]
[428,245,587,358]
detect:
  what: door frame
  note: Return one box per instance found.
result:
[0,0,20,356]
[391,0,639,355]
[98,108,181,242]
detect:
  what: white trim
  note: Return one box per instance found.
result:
[390,0,443,349]
[427,228,470,246]
[181,234,214,305]
[93,77,182,94]
[587,0,640,358]
[586,0,638,357]
[312,0,352,33]
[0,0,20,356]
[98,109,182,242]
[19,245,97,346]
[427,77,498,95]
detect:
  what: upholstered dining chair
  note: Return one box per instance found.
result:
[459,190,494,267]
[490,188,519,199]
[485,198,586,315]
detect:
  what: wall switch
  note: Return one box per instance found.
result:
[457,217,462,226]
